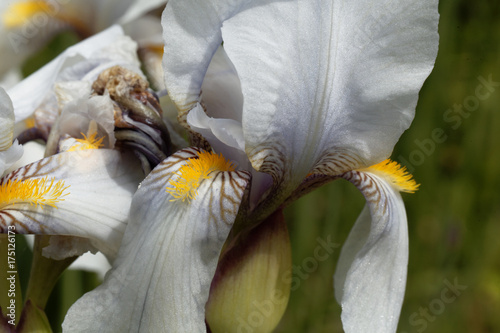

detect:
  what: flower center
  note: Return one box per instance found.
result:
[364,159,419,193]
[166,150,236,202]
[67,132,105,151]
[0,176,69,210]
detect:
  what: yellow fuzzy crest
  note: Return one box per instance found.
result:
[365,159,419,193]
[0,176,70,210]
[166,151,235,202]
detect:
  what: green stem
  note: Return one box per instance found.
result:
[24,235,76,310]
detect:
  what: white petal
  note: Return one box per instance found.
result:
[162,0,244,113]
[57,91,117,148]
[122,16,163,46]
[223,0,439,175]
[7,25,132,122]
[117,0,167,25]
[63,147,251,332]
[68,250,111,280]
[201,46,243,122]
[163,0,439,182]
[5,141,44,174]
[0,88,23,175]
[0,140,23,176]
[187,104,246,163]
[23,234,112,279]
[0,69,22,90]
[334,170,409,333]
[186,105,272,208]
[0,149,143,259]
[0,87,15,151]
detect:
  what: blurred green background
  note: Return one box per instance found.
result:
[8,0,500,332]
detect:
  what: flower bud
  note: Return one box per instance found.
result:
[206,209,291,333]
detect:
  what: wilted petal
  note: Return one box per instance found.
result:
[7,25,137,122]
[63,147,250,332]
[334,168,409,333]
[57,92,117,149]
[0,149,143,259]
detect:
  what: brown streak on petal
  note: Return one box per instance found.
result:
[342,171,386,212]
[312,148,365,176]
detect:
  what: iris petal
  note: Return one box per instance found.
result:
[0,149,143,259]
[335,169,409,333]
[63,147,251,332]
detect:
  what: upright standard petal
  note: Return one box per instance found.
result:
[63,148,250,332]
[0,149,143,259]
[163,0,439,187]
[334,161,417,333]
[222,0,439,178]
[162,0,251,115]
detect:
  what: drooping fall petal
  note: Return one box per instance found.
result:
[63,147,250,332]
[0,149,143,259]
[334,164,415,333]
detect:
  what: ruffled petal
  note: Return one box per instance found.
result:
[223,0,438,176]
[334,169,409,333]
[0,149,143,259]
[163,0,439,190]
[7,25,138,122]
[63,147,251,332]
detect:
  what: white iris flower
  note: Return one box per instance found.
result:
[63,0,439,332]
